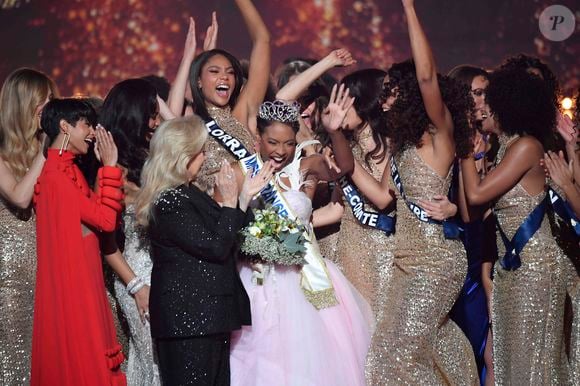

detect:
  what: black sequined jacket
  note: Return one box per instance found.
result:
[148,183,252,338]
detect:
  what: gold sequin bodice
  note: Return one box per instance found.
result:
[391,148,453,257]
[494,136,552,261]
[194,107,255,195]
[491,135,573,385]
[336,138,394,318]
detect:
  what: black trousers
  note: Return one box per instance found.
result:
[156,333,230,386]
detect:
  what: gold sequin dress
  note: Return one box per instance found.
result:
[335,137,394,318]
[492,136,573,385]
[194,106,255,195]
[367,148,478,385]
[0,199,36,385]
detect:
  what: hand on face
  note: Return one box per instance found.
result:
[94,124,118,166]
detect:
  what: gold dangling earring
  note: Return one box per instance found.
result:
[59,132,70,156]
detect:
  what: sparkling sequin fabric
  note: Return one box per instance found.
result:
[194,107,255,195]
[335,139,394,318]
[492,136,573,385]
[367,148,477,385]
[0,200,36,385]
[113,205,160,385]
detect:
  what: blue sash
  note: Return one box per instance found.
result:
[205,119,251,160]
[496,197,547,271]
[390,157,461,239]
[548,187,580,236]
[497,187,579,271]
[338,176,395,235]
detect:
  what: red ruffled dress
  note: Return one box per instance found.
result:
[31,149,126,385]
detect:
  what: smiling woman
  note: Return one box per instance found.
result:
[184,0,271,197]
[31,98,127,385]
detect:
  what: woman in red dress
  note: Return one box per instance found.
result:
[31,98,126,385]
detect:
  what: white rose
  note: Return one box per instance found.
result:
[248,226,262,237]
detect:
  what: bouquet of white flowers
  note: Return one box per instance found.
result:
[240,206,308,266]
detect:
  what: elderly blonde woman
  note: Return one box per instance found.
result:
[135,115,272,385]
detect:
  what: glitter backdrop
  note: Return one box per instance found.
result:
[0,0,578,97]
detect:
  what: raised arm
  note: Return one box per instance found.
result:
[0,149,45,209]
[403,0,453,140]
[232,0,271,130]
[461,137,544,206]
[167,17,198,116]
[276,49,355,101]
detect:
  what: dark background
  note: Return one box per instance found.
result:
[1,0,577,97]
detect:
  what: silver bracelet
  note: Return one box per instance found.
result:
[126,276,142,294]
[130,281,146,295]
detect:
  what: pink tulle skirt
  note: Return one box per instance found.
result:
[230,260,374,386]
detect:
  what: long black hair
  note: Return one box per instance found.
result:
[99,78,158,186]
[189,49,245,121]
[341,68,388,165]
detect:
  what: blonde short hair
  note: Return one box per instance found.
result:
[135,115,207,226]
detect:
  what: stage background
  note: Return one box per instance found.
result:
[0,0,578,97]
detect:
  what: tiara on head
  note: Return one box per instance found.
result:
[258,100,301,123]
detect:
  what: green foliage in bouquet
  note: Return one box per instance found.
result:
[240,206,308,265]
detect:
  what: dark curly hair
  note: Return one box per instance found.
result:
[384,60,475,158]
[189,49,244,121]
[486,67,556,146]
[99,78,158,186]
[341,68,389,165]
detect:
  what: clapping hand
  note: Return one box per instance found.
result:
[94,124,118,167]
[541,150,574,189]
[203,12,219,51]
[183,17,197,62]
[556,113,577,145]
[216,160,239,208]
[322,84,355,132]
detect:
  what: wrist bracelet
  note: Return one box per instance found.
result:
[126,276,142,294]
[130,281,146,295]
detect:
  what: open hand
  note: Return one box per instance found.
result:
[203,12,219,51]
[418,195,457,221]
[239,160,275,207]
[183,17,197,62]
[322,84,355,132]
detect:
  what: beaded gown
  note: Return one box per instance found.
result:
[367,148,478,385]
[230,154,374,386]
[492,136,573,385]
[113,205,160,386]
[0,200,36,385]
[195,106,255,195]
[31,150,126,385]
[334,133,394,318]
